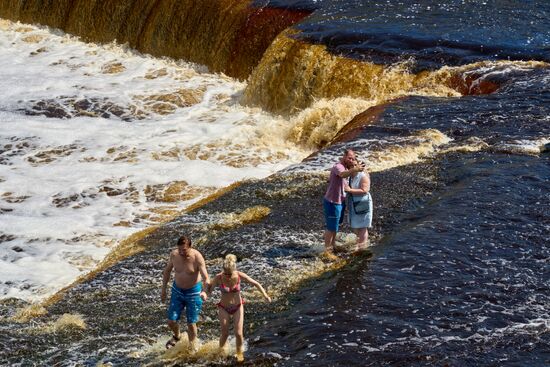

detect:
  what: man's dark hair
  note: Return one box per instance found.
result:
[177,235,192,247]
[343,148,354,156]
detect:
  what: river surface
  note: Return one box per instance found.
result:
[0,1,548,366]
[0,19,308,301]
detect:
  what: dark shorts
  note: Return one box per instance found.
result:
[167,282,203,324]
[323,198,344,232]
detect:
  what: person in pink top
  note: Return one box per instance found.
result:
[323,149,365,259]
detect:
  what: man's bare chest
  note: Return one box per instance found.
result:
[173,256,197,275]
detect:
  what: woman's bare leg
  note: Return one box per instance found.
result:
[218,307,230,352]
[356,227,368,250]
[233,305,245,361]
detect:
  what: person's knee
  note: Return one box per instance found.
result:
[235,330,244,339]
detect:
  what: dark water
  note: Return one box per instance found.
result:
[246,46,550,363]
[248,51,550,366]
[245,3,550,362]
[1,1,549,366]
[261,0,550,70]
[366,66,550,146]
[253,153,549,366]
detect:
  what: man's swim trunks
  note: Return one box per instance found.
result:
[323,198,344,232]
[167,282,203,324]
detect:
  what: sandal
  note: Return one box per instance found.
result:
[165,335,180,349]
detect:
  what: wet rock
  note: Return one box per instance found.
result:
[0,234,16,243]
[21,97,136,121]
[30,46,48,56]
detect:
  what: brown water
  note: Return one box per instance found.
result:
[0,1,549,366]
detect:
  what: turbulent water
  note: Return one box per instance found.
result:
[0,0,549,366]
[0,20,308,301]
[254,75,550,366]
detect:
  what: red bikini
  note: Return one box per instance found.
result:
[217,274,244,315]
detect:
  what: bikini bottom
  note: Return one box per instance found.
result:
[217,300,244,315]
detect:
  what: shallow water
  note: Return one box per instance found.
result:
[0,0,549,366]
[253,153,549,366]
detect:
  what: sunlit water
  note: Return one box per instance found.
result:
[0,1,549,365]
[266,0,550,70]
[0,20,308,301]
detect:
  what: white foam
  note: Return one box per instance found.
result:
[492,137,550,155]
[0,20,309,301]
[283,130,450,174]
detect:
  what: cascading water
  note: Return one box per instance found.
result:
[0,1,548,366]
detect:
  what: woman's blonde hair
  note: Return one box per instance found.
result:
[223,254,237,273]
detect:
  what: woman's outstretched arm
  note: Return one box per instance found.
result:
[239,272,271,302]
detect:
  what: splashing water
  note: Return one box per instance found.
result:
[0,20,309,301]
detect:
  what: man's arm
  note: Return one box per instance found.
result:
[161,252,174,303]
[337,163,365,179]
[197,252,210,300]
[206,274,219,297]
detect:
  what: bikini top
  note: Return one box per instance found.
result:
[219,274,241,294]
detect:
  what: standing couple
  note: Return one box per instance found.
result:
[323,148,373,259]
[161,235,271,362]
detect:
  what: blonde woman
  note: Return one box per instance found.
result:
[208,254,271,362]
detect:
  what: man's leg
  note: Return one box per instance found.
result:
[165,319,181,349]
[185,291,203,351]
[168,320,180,338]
[187,322,198,344]
[166,289,183,348]
[323,199,341,255]
[324,229,336,252]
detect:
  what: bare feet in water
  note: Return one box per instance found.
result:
[236,351,245,362]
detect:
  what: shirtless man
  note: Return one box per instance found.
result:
[161,235,210,349]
